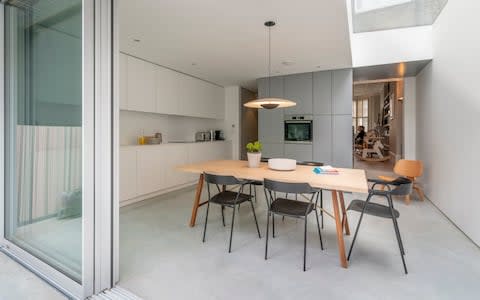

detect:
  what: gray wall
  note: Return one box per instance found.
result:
[257,69,353,167]
[416,0,480,245]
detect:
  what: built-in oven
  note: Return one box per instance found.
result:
[284,115,313,143]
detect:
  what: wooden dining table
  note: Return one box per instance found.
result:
[177,160,368,268]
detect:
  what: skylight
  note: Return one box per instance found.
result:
[352,0,448,33]
[354,0,413,14]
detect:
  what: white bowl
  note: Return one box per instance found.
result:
[268,158,297,171]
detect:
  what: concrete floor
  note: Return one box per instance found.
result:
[0,252,66,300]
[118,185,480,300]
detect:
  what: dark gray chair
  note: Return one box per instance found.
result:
[263,178,324,271]
[347,177,413,274]
[296,161,325,228]
[202,173,261,253]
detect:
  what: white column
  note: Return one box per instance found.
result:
[403,77,416,159]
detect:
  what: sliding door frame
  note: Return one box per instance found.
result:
[0,0,115,298]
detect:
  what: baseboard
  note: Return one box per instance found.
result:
[119,181,197,207]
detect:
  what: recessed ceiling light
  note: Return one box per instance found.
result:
[133,38,140,42]
[191,63,197,66]
[281,61,295,66]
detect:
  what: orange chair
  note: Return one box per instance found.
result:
[378,160,424,204]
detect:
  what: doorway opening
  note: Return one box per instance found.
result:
[352,79,404,177]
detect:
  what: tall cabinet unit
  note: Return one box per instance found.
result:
[257,77,285,158]
[257,69,353,167]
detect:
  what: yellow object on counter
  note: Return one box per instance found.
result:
[138,136,146,145]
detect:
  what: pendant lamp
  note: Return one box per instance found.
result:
[244,21,296,109]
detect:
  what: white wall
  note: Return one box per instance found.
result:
[403,77,416,159]
[416,0,480,245]
[119,111,224,145]
[224,86,241,159]
[351,26,433,67]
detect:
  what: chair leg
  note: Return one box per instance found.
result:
[414,185,425,201]
[249,200,261,238]
[315,209,324,250]
[272,213,275,238]
[303,215,308,272]
[229,204,236,253]
[404,194,411,205]
[221,205,225,227]
[347,193,372,261]
[388,195,408,274]
[265,211,270,260]
[320,190,324,229]
[202,202,210,243]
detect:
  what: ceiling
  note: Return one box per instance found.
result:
[119,0,352,90]
[353,60,431,82]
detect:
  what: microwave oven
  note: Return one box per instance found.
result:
[284,115,313,143]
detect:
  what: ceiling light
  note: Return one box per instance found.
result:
[133,38,140,42]
[281,61,295,66]
[244,21,296,110]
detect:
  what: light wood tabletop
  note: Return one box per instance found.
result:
[177,159,369,268]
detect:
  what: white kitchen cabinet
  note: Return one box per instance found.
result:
[119,147,137,201]
[313,115,333,165]
[284,73,313,115]
[119,53,128,110]
[136,146,166,195]
[127,56,156,113]
[213,86,225,119]
[156,67,179,115]
[162,144,190,187]
[178,74,200,117]
[284,143,313,162]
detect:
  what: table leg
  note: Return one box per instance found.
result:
[339,192,350,235]
[189,174,204,227]
[332,190,348,268]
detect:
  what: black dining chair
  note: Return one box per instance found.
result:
[347,177,412,274]
[202,173,261,253]
[263,178,324,271]
[296,161,325,228]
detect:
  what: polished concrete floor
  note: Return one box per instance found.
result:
[119,185,480,300]
[0,252,66,300]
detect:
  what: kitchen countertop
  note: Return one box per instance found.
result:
[120,140,230,147]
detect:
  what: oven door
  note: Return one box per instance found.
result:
[284,120,313,143]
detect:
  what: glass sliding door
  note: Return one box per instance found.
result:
[4,0,83,283]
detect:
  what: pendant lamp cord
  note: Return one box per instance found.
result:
[268,25,271,98]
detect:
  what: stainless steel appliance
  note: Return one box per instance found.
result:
[284,115,313,143]
[195,131,206,142]
[214,130,224,140]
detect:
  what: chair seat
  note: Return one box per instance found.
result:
[347,199,400,219]
[271,198,313,217]
[209,191,251,206]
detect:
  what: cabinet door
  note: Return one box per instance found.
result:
[163,144,190,187]
[333,115,353,168]
[213,86,225,119]
[284,73,313,115]
[127,56,156,112]
[261,142,284,159]
[156,67,179,115]
[119,53,128,110]
[313,71,332,115]
[178,74,199,117]
[313,115,332,165]
[332,69,353,115]
[258,76,285,143]
[284,144,313,161]
[119,148,137,201]
[136,147,166,194]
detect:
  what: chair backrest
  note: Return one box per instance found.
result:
[389,177,414,196]
[393,160,423,178]
[263,178,314,194]
[297,161,324,167]
[204,173,241,186]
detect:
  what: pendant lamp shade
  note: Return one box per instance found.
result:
[244,21,296,110]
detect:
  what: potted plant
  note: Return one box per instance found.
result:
[246,141,262,168]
